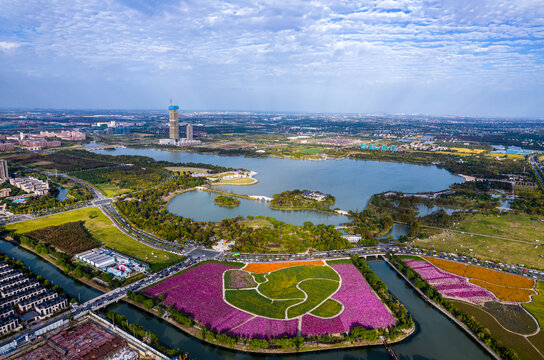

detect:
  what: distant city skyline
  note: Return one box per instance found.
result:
[1,0,543,117]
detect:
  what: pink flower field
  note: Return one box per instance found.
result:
[143,261,397,338]
[405,259,497,305]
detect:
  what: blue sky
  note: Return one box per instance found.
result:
[1,0,543,117]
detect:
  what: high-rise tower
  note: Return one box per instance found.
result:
[186,124,193,141]
[169,100,179,140]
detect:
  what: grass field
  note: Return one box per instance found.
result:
[164,166,210,174]
[417,232,544,270]
[455,213,544,243]
[452,300,544,360]
[311,299,343,318]
[4,207,181,265]
[524,281,544,327]
[213,177,258,185]
[238,218,273,229]
[287,279,339,318]
[225,265,341,319]
[418,213,544,269]
[225,289,299,319]
[298,148,323,155]
[94,183,131,197]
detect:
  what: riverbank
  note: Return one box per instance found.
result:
[122,281,414,355]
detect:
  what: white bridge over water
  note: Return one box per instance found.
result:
[250,195,273,201]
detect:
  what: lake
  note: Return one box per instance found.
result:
[94,148,464,225]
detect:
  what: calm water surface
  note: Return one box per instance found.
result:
[167,190,349,226]
[94,148,463,224]
[56,186,69,201]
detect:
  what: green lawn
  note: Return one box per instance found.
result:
[417,232,544,270]
[259,265,339,300]
[94,183,131,197]
[4,207,181,265]
[252,273,268,283]
[225,265,341,319]
[239,218,273,229]
[225,289,299,319]
[456,213,544,243]
[524,281,544,327]
[287,279,339,318]
[311,299,343,318]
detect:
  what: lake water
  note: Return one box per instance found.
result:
[56,186,69,201]
[94,148,463,224]
[167,190,349,226]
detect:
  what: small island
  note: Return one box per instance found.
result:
[214,195,241,207]
[270,189,335,212]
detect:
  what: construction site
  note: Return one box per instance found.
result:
[6,314,166,360]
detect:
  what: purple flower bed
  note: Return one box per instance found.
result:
[301,264,395,336]
[225,270,257,289]
[228,317,298,339]
[405,260,496,305]
[143,262,253,332]
[145,262,398,338]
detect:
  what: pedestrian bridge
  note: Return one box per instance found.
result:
[250,195,273,201]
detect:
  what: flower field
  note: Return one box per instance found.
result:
[144,261,397,338]
[224,270,257,289]
[405,259,497,305]
[423,256,536,302]
[243,260,324,273]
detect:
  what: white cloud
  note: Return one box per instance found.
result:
[0,41,21,52]
[0,0,543,115]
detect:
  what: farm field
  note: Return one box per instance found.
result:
[423,257,536,302]
[143,260,396,338]
[4,207,181,265]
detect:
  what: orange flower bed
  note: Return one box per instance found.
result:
[243,260,325,273]
[469,279,535,302]
[423,256,535,302]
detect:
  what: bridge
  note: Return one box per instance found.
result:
[250,195,273,201]
[79,145,126,151]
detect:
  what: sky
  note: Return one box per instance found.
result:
[0,0,543,117]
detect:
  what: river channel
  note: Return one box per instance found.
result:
[93,148,463,226]
[0,238,491,359]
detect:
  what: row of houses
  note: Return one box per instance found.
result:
[9,176,50,196]
[0,262,68,335]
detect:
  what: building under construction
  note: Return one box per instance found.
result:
[169,101,179,140]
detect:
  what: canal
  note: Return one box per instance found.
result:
[0,238,491,359]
